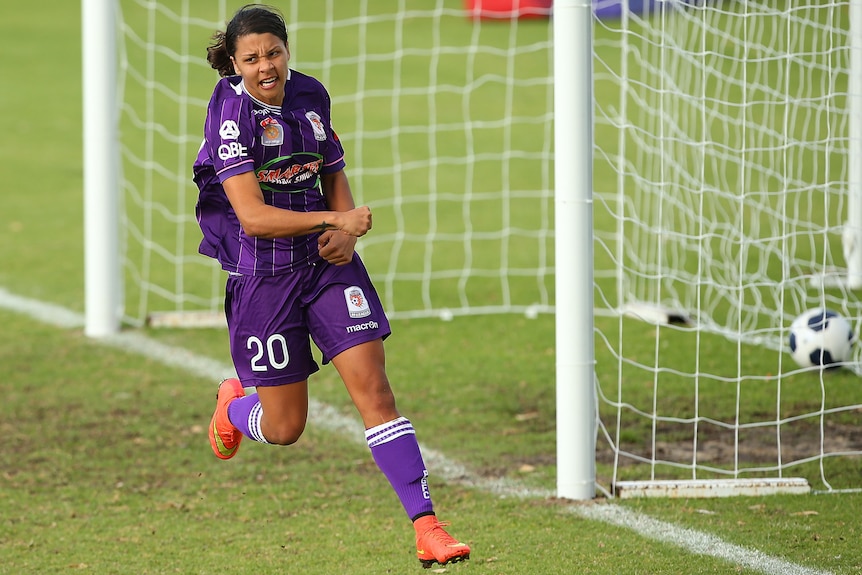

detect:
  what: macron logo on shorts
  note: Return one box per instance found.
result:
[344,286,371,318]
[346,320,378,334]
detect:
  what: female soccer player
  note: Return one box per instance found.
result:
[192,4,470,568]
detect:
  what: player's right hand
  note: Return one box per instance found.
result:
[339,206,372,237]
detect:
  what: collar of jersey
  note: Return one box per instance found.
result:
[237,69,291,113]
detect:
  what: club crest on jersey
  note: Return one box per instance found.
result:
[260,117,284,146]
[344,286,371,318]
[219,120,240,140]
[306,111,327,141]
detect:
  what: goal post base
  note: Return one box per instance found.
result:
[807,266,862,290]
[147,311,227,329]
[621,302,692,326]
[613,478,811,499]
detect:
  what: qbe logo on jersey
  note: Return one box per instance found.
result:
[217,119,247,160]
[219,120,240,140]
[344,286,371,318]
[218,142,248,160]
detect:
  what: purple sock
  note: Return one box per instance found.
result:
[366,417,434,520]
[227,392,269,444]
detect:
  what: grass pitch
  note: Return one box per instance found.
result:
[2,0,862,573]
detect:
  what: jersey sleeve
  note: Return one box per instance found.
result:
[319,88,347,174]
[203,80,257,183]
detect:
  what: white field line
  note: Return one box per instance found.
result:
[570,504,833,575]
[0,287,833,575]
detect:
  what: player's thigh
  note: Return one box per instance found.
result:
[226,273,320,387]
[305,257,391,365]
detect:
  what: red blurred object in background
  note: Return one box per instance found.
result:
[465,0,552,19]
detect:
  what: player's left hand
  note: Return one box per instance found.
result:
[318,230,357,265]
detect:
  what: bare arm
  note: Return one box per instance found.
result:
[320,169,355,212]
[222,171,371,238]
[317,170,361,265]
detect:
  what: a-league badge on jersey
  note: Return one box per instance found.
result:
[260,117,284,146]
[344,286,371,318]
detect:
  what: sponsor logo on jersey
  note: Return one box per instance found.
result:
[257,158,323,187]
[260,117,284,146]
[219,120,240,140]
[218,142,248,161]
[306,111,327,141]
[344,286,371,318]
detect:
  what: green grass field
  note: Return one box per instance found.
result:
[3,0,862,573]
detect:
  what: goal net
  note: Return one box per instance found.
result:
[114,0,553,326]
[108,0,862,494]
[592,0,862,496]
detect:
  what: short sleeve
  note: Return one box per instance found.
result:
[319,89,347,174]
[203,81,257,183]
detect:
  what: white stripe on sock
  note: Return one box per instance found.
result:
[249,402,269,444]
[365,416,415,448]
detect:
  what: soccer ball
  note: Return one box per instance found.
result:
[788,308,855,369]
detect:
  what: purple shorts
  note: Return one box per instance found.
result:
[224,255,391,387]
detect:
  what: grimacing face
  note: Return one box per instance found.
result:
[231,32,290,106]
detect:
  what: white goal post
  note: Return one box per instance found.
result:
[84,0,862,498]
[554,0,596,500]
[82,0,121,338]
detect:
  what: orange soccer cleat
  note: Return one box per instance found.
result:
[414,516,471,569]
[208,378,245,460]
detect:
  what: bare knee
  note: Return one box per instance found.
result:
[255,381,309,445]
[262,419,306,445]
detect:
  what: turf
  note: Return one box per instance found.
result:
[4,307,862,573]
[3,0,862,574]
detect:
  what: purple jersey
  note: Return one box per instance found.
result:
[193,70,347,275]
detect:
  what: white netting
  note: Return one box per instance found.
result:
[116,0,554,325]
[592,1,862,492]
[114,0,862,492]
